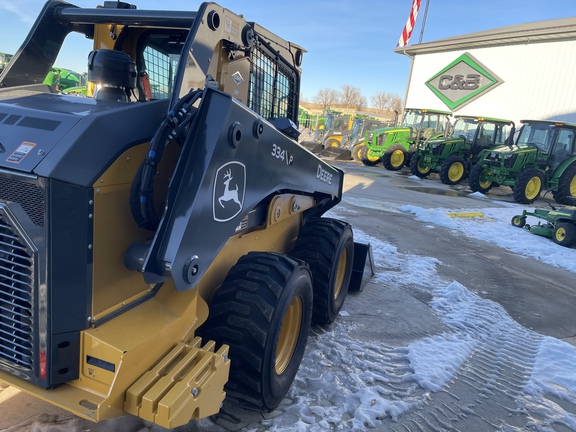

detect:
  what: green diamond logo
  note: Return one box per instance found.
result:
[426,52,503,111]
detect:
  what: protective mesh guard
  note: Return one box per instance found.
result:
[248,45,296,121]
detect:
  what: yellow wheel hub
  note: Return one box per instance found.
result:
[367,150,380,163]
[275,296,302,374]
[525,176,542,200]
[448,162,464,182]
[333,246,348,300]
[479,170,492,189]
[556,227,566,242]
[418,160,431,174]
[570,175,576,196]
[390,150,405,168]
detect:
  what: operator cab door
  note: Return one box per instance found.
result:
[550,128,576,171]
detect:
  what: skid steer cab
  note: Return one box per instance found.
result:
[0,1,372,428]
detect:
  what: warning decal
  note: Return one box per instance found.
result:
[7,141,36,164]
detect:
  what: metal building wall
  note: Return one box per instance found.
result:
[405,40,576,124]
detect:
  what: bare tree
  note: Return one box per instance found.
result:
[371,91,402,113]
[339,84,363,109]
[355,95,367,111]
[312,88,340,110]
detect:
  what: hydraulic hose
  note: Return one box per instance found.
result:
[130,89,203,230]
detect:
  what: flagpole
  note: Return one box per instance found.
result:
[418,0,430,44]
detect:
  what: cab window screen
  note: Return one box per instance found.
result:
[140,32,186,100]
[248,45,296,122]
[143,47,175,100]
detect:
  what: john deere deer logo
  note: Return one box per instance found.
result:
[213,162,246,222]
[219,169,241,209]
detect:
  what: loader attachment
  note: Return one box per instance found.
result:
[299,140,325,154]
[318,146,353,160]
[349,242,375,292]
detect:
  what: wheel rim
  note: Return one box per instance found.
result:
[275,296,302,375]
[330,140,339,147]
[448,162,464,182]
[333,246,348,300]
[390,150,404,168]
[570,175,576,196]
[418,159,430,174]
[556,227,566,242]
[479,170,492,189]
[355,147,364,160]
[367,150,380,162]
[525,176,542,200]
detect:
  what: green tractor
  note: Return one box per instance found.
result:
[469,120,576,204]
[0,52,13,74]
[356,108,451,170]
[43,67,87,92]
[511,204,576,247]
[410,115,514,185]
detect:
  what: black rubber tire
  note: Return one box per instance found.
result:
[409,153,431,178]
[552,163,576,205]
[440,155,467,185]
[511,215,526,228]
[382,144,406,171]
[468,163,494,193]
[202,252,313,411]
[291,218,354,324]
[359,146,380,166]
[513,169,543,204]
[352,144,365,162]
[405,151,414,168]
[325,138,340,148]
[553,222,576,247]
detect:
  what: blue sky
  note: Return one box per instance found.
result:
[1,0,575,103]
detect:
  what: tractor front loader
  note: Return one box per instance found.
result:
[0,1,368,429]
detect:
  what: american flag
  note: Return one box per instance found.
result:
[397,0,422,47]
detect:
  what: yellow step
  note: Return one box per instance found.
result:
[125,337,230,429]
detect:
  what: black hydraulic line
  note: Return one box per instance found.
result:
[134,89,203,230]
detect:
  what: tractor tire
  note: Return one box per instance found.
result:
[553,222,576,247]
[511,215,526,228]
[325,138,340,148]
[359,146,381,166]
[202,252,313,411]
[469,163,494,193]
[352,144,365,162]
[409,153,431,178]
[291,217,354,324]
[552,162,576,205]
[513,169,543,204]
[382,144,406,171]
[440,155,467,185]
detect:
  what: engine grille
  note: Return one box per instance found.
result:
[0,177,45,227]
[0,210,34,370]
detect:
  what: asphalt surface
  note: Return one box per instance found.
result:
[336,161,576,346]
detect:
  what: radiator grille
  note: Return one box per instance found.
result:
[0,177,44,227]
[0,212,34,370]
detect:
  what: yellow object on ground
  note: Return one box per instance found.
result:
[446,211,485,218]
